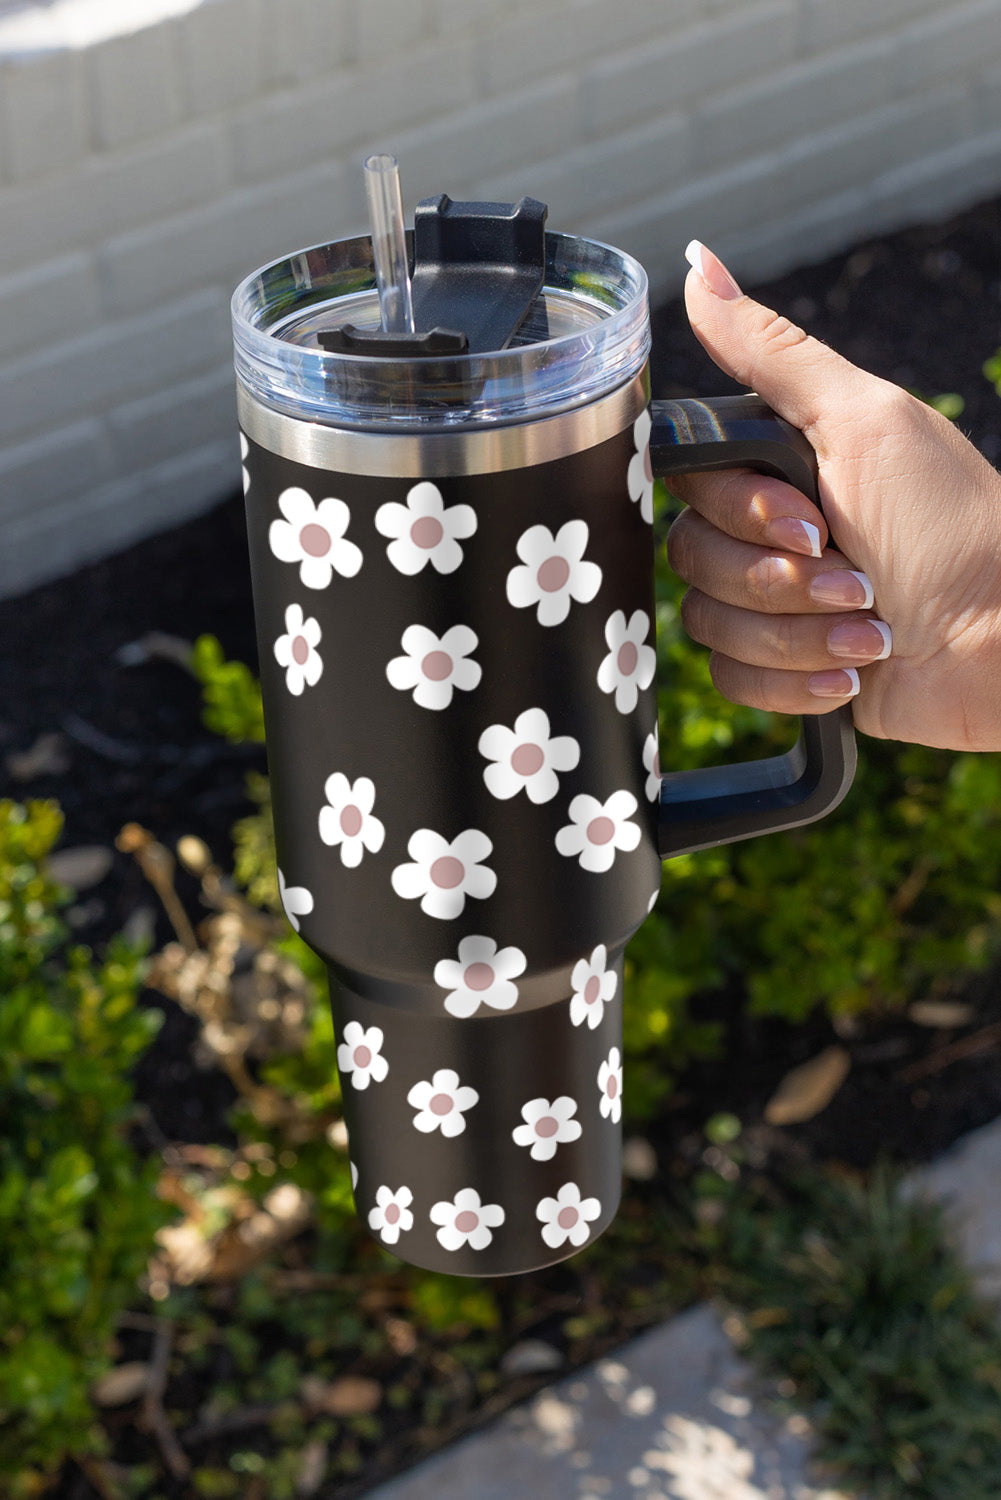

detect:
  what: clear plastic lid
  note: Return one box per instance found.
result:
[232,231,650,432]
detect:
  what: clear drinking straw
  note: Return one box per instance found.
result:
[364,153,415,335]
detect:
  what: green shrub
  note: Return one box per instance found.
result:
[0,801,171,1490]
[716,1161,1001,1500]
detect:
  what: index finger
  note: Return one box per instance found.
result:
[667,468,829,559]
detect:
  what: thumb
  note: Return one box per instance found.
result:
[682,240,872,440]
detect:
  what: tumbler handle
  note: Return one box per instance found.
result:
[649,393,857,859]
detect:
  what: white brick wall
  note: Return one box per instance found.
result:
[1,0,1000,597]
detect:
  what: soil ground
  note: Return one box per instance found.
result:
[4,190,1001,1176]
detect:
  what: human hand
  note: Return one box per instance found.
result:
[666,241,1001,752]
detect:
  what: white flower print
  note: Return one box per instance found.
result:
[336,1021,388,1090]
[386,623,481,711]
[512,1096,582,1161]
[268,486,363,589]
[273,602,322,695]
[368,1184,413,1246]
[375,480,477,575]
[598,1046,623,1124]
[643,728,661,802]
[430,1187,505,1252]
[627,408,654,524]
[318,773,385,868]
[277,867,314,934]
[597,609,657,714]
[407,1068,479,1137]
[556,790,641,873]
[392,828,496,921]
[506,519,602,627]
[536,1182,602,1250]
[569,943,618,1029]
[350,1160,359,1191]
[434,935,526,1016]
[239,431,250,496]
[478,707,580,804]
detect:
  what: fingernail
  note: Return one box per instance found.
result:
[809,667,861,699]
[766,517,822,558]
[827,619,892,661]
[809,570,875,609]
[685,239,742,300]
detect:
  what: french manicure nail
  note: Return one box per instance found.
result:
[827,619,893,661]
[684,240,742,300]
[809,667,861,699]
[766,517,822,557]
[809,570,875,609]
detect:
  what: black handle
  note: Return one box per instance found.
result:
[650,393,857,858]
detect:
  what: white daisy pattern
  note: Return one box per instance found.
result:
[643,728,661,801]
[407,1068,479,1137]
[239,431,250,496]
[375,480,477,575]
[336,1021,389,1090]
[478,707,580,804]
[598,1046,623,1124]
[368,1185,413,1246]
[512,1096,582,1161]
[386,623,481,711]
[627,409,654,523]
[277,868,313,934]
[318,773,385,868]
[268,486,362,589]
[391,828,496,921]
[434,935,526,1017]
[430,1188,505,1253]
[273,603,322,696]
[569,943,618,1029]
[505,519,602,627]
[556,790,641,873]
[597,609,657,714]
[536,1182,602,1250]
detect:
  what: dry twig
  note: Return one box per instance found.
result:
[139,1320,190,1480]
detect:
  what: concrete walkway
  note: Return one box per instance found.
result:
[368,1115,1001,1500]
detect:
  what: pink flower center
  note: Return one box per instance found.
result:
[291,635,310,665]
[606,1074,619,1099]
[340,805,363,837]
[536,555,570,592]
[587,816,616,846]
[410,515,444,549]
[463,961,495,990]
[643,444,653,484]
[617,641,638,676]
[299,523,331,557]
[584,975,602,1005]
[654,749,661,777]
[430,855,465,889]
[535,1115,559,1138]
[557,1206,579,1230]
[421,649,453,681]
[385,1202,400,1225]
[511,742,544,776]
[454,1210,479,1233]
[429,1092,454,1116]
[353,1045,372,1068]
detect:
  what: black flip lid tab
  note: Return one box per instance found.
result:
[319,195,548,358]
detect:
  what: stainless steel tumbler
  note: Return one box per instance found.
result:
[232,195,855,1276]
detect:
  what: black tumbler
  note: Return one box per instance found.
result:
[231,195,855,1276]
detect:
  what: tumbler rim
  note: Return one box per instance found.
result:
[231,229,651,431]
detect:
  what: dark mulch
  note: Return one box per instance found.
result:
[3,191,1001,1162]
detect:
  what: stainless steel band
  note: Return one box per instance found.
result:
[236,372,649,478]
